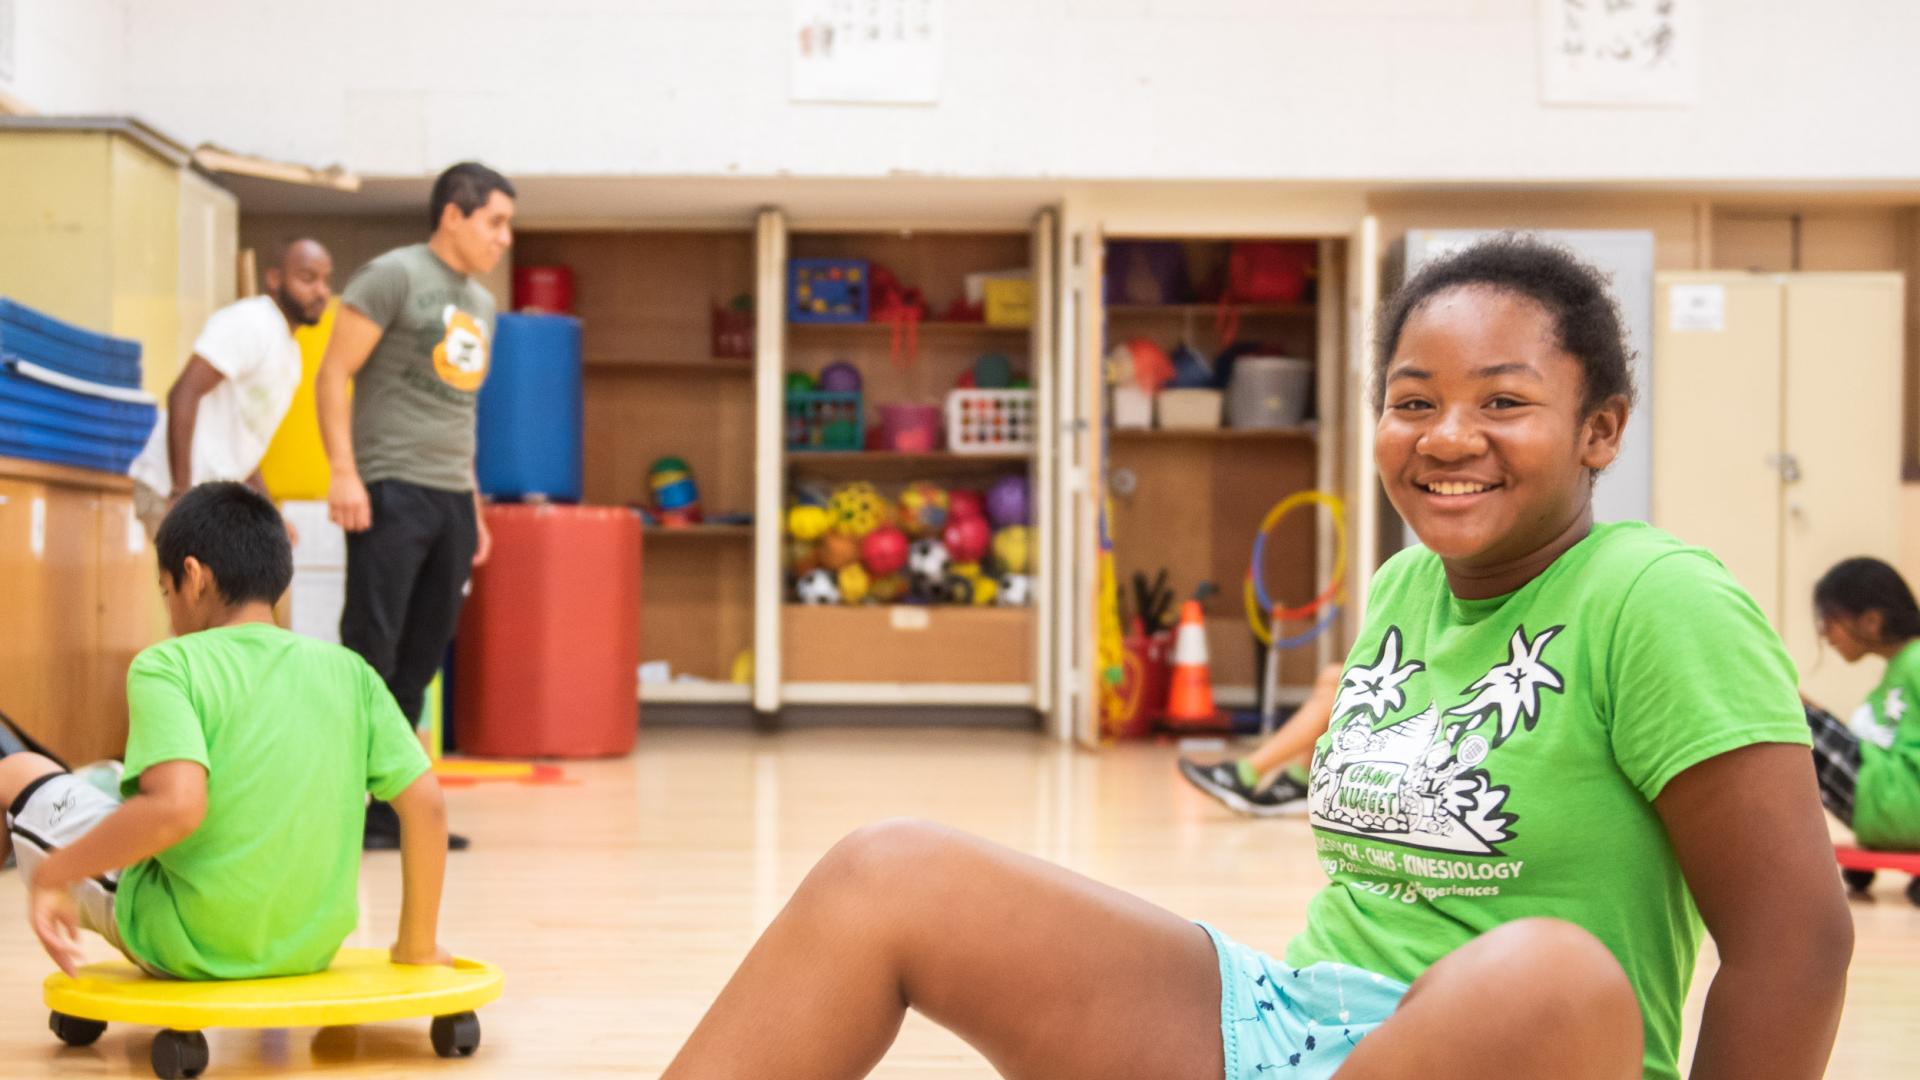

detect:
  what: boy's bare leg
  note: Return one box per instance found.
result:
[663,820,1224,1080]
[0,753,66,869]
[1244,662,1343,777]
[1335,918,1642,1080]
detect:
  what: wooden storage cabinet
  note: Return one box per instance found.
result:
[512,231,758,697]
[773,226,1049,704]
[0,459,151,763]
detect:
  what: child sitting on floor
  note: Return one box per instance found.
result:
[1,481,451,978]
[1803,556,1920,853]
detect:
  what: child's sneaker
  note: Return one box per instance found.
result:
[1178,758,1310,817]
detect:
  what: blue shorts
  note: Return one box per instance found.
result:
[1200,922,1410,1080]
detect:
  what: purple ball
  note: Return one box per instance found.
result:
[818,361,863,394]
[986,474,1029,528]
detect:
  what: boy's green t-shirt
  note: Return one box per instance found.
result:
[115,623,431,979]
[1849,639,1920,849]
[1284,523,1810,1080]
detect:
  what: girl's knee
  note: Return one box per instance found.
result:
[809,818,962,899]
[1481,919,1640,1042]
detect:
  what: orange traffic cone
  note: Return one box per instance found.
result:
[1164,600,1219,729]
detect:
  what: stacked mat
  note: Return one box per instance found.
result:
[0,298,157,474]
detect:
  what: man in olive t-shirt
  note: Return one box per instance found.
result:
[316,162,516,850]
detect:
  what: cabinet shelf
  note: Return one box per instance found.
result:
[1109,426,1317,442]
[643,524,754,539]
[584,358,754,376]
[788,320,1029,336]
[1105,303,1314,318]
[786,450,1031,480]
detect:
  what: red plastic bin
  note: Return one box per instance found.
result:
[454,504,642,758]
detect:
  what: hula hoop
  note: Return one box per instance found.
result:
[1246,490,1349,648]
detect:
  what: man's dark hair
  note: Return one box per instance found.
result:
[1374,235,1636,416]
[1815,557,1920,643]
[155,482,293,606]
[429,162,516,229]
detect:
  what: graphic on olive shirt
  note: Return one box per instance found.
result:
[1309,626,1565,856]
[431,305,490,391]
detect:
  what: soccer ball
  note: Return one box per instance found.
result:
[908,538,950,583]
[997,574,1033,607]
[795,568,841,605]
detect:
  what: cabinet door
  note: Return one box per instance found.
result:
[1652,274,1786,623]
[753,207,789,716]
[38,485,104,764]
[90,492,149,760]
[1782,274,1905,710]
[0,479,52,737]
[1029,208,1059,719]
[1053,215,1104,746]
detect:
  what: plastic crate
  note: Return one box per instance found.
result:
[946,389,1035,454]
[786,391,864,451]
[788,258,870,324]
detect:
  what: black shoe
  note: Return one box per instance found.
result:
[364,801,471,851]
[1178,758,1310,818]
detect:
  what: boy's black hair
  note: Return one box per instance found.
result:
[428,161,516,230]
[154,482,293,606]
[1814,557,1920,643]
[1374,235,1636,416]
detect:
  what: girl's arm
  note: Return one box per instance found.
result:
[1655,743,1852,1080]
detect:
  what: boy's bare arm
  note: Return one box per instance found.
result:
[30,761,207,890]
[28,761,207,975]
[388,771,451,966]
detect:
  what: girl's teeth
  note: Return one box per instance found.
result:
[1430,482,1489,496]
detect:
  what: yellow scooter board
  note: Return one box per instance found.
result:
[43,948,503,1079]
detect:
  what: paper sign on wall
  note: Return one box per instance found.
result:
[791,0,944,105]
[1669,284,1725,332]
[1538,0,1699,107]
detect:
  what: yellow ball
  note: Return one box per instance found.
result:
[788,504,832,541]
[970,576,999,606]
[991,526,1031,575]
[837,563,871,604]
[830,482,892,537]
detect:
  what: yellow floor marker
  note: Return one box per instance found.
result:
[43,948,502,1078]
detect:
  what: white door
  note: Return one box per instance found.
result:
[1050,213,1104,746]
[1651,273,1787,623]
[1781,274,1905,710]
[1347,215,1382,626]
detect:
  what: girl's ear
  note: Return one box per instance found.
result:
[1579,394,1629,472]
[1861,609,1886,644]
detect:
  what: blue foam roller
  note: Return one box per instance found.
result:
[476,313,583,502]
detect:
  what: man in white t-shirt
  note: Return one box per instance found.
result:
[129,239,333,536]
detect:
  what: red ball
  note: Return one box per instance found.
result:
[948,489,987,523]
[860,526,910,577]
[942,515,990,563]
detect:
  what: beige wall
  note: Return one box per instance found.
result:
[240,214,511,308]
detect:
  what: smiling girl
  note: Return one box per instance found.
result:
[661,238,1851,1080]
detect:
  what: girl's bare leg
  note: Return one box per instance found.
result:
[663,819,1225,1080]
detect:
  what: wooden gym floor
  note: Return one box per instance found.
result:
[1,727,1914,1078]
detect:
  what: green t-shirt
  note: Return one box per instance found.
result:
[1285,523,1810,1080]
[116,623,431,979]
[340,243,496,492]
[1849,639,1920,849]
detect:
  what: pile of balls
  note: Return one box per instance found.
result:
[789,474,1033,607]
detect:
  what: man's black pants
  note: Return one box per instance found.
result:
[341,479,477,726]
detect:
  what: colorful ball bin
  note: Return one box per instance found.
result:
[986,474,1030,528]
[898,481,950,536]
[649,456,701,525]
[837,563,872,604]
[818,361,864,394]
[860,525,909,577]
[909,538,950,583]
[787,504,832,541]
[796,568,840,605]
[942,514,991,564]
[948,488,987,525]
[819,532,860,571]
[991,525,1031,575]
[830,481,892,537]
